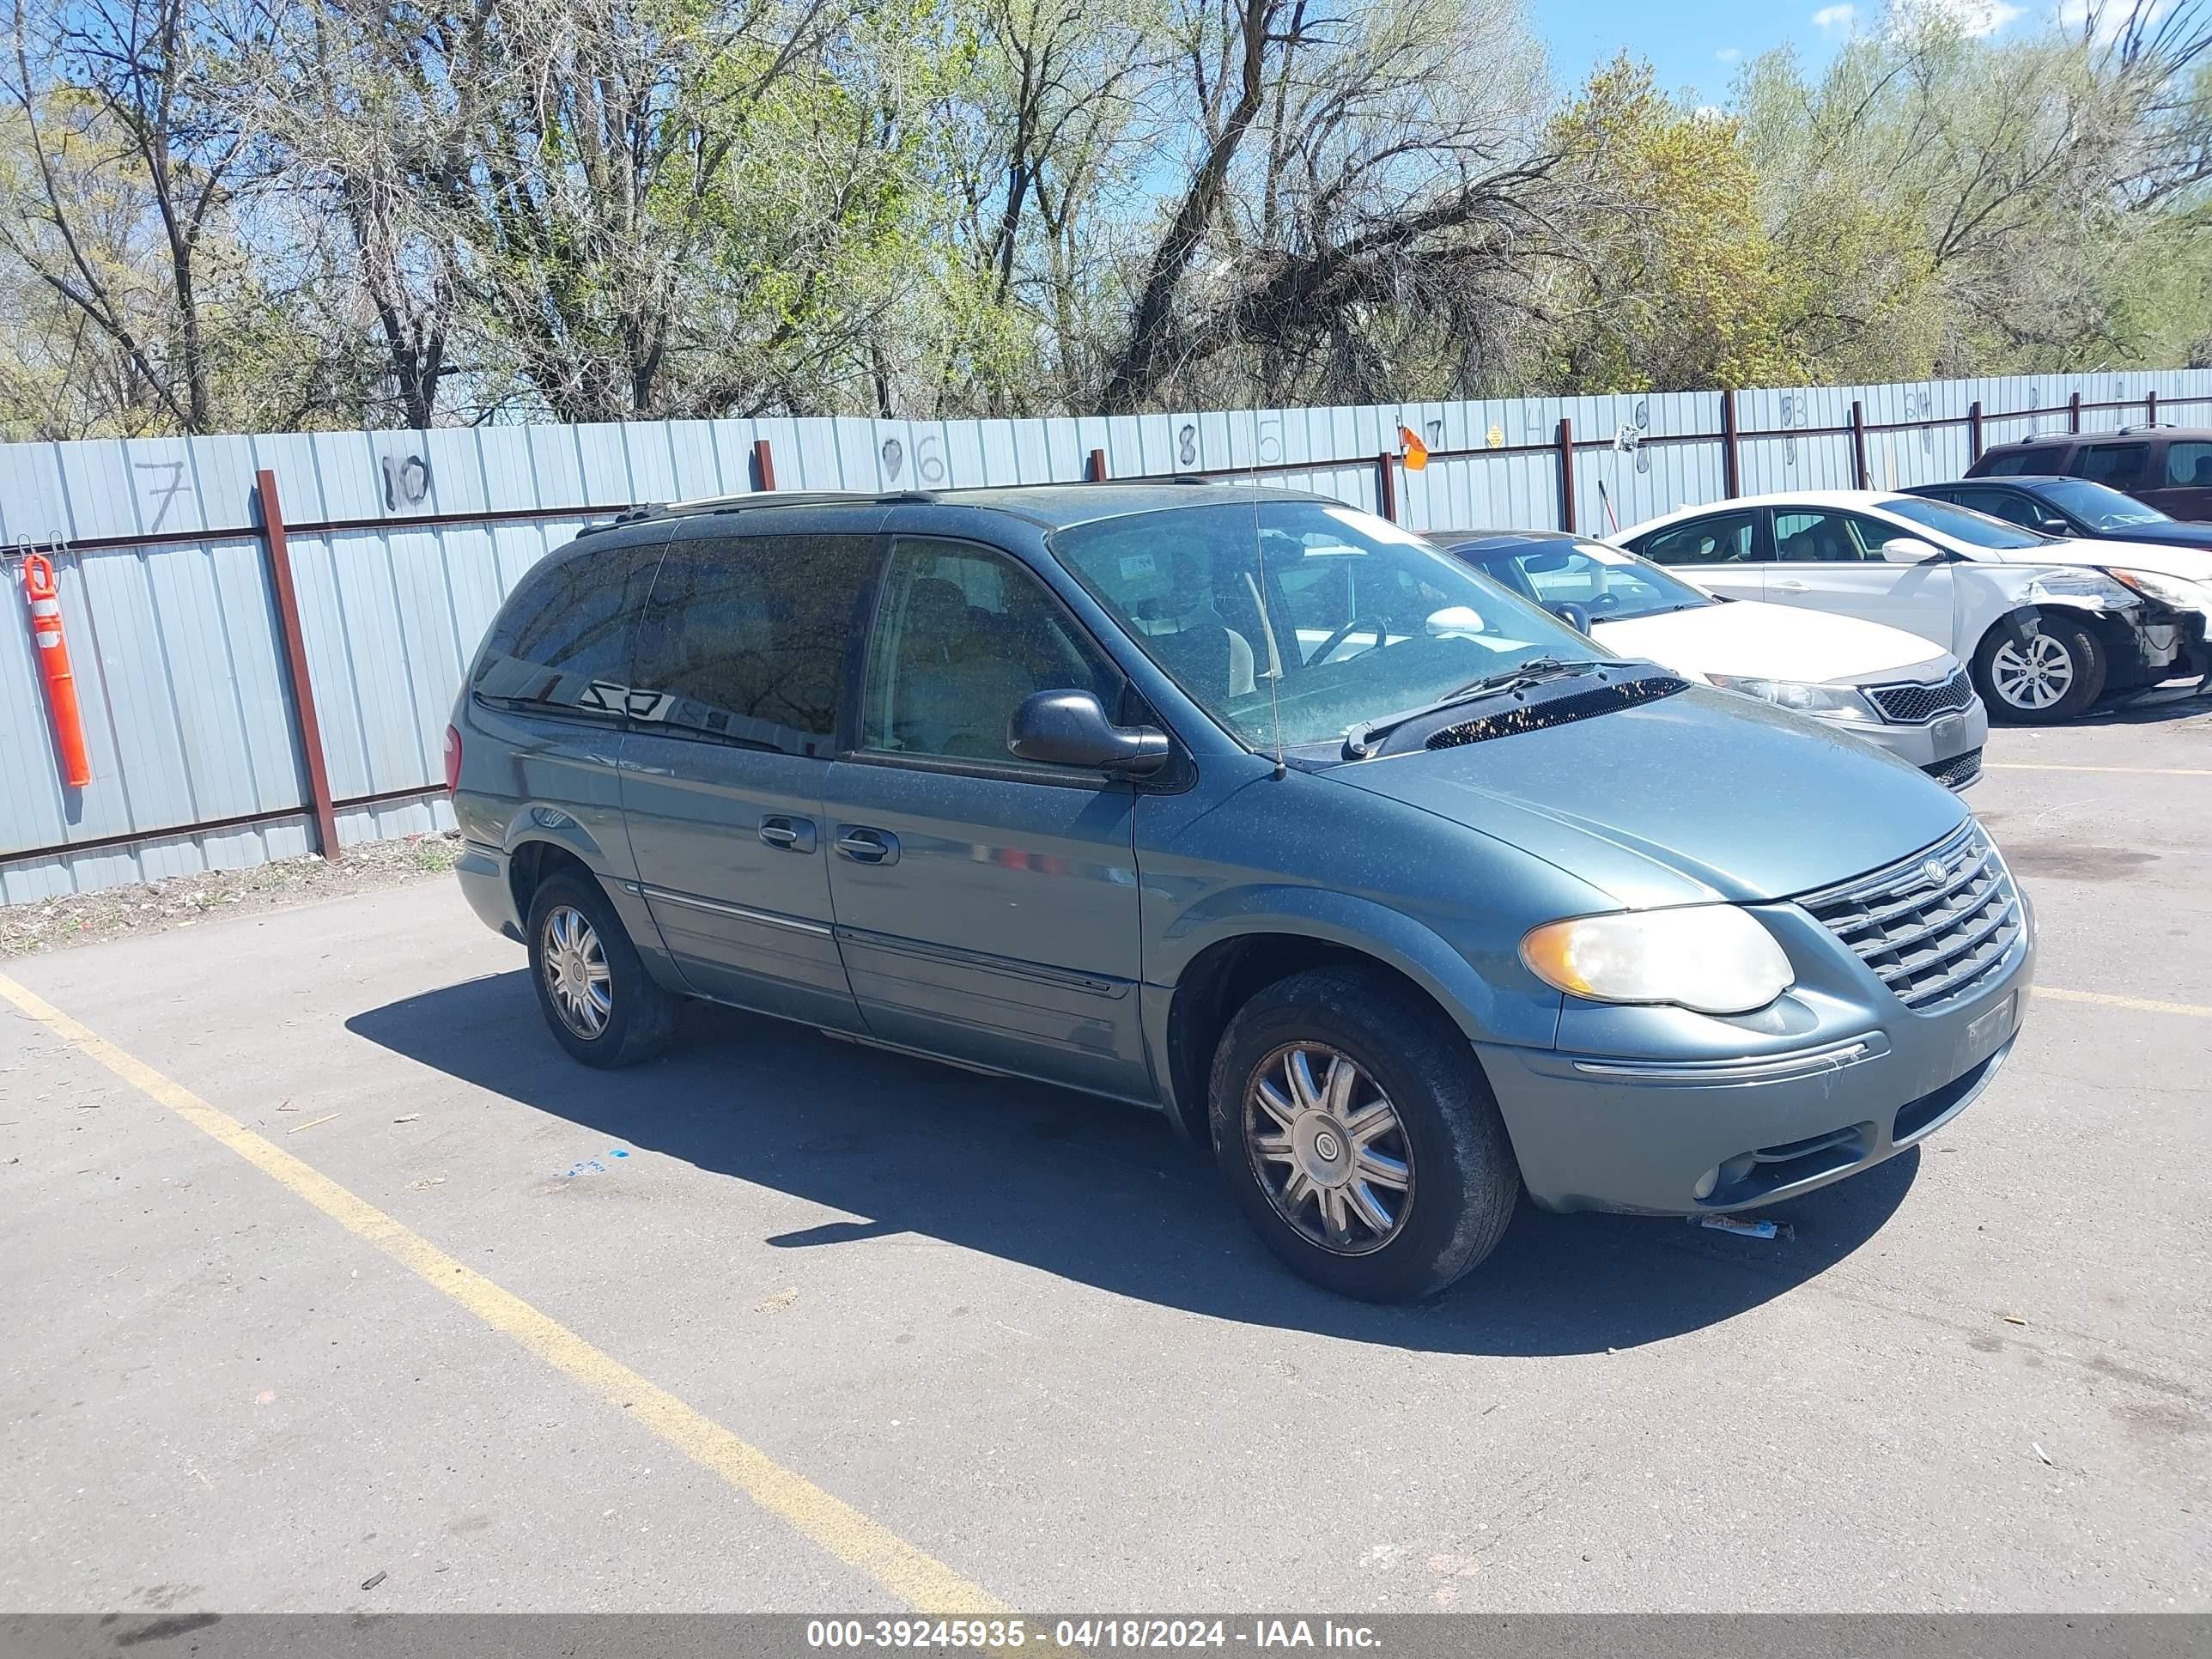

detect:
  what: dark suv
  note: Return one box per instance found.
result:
[1967,427,2212,521]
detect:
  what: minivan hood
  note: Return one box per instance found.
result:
[1331,684,1966,908]
[1590,599,1949,685]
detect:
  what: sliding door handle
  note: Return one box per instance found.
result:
[835,827,900,866]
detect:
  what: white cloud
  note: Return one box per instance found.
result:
[1812,3,1857,31]
[2058,0,2172,39]
[1716,45,1743,62]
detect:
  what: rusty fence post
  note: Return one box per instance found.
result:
[2147,389,2159,427]
[254,468,340,862]
[1720,390,1741,498]
[1376,452,1398,522]
[1968,399,1984,462]
[1557,417,1577,532]
[1088,447,1109,483]
[2069,392,2082,433]
[1850,400,1869,489]
[751,438,777,491]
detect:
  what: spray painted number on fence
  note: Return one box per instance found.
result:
[380,452,431,511]
[133,461,192,532]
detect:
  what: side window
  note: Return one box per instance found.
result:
[1980,446,2063,477]
[1951,487,2039,528]
[2071,443,2149,488]
[1638,513,1761,566]
[1772,511,1877,562]
[628,534,878,757]
[2163,442,2212,488]
[862,540,1121,764]
[471,536,661,720]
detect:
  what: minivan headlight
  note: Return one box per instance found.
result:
[1521,906,1795,1015]
[1705,674,1879,724]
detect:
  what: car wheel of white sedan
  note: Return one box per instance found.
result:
[1972,617,2106,724]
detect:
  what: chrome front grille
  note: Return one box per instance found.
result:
[1796,821,2022,1009]
[1869,668,1976,724]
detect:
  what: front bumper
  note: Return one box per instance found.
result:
[1478,886,2034,1216]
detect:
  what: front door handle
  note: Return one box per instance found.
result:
[759,816,816,853]
[835,826,900,866]
[1772,580,1809,592]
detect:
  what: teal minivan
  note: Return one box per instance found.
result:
[449,484,2033,1301]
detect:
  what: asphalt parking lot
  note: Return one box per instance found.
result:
[3,706,2209,1616]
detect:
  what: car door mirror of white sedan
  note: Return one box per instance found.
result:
[1880,537,1945,564]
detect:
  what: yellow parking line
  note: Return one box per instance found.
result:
[0,969,1005,1616]
[1987,763,2212,777]
[2035,985,2212,1019]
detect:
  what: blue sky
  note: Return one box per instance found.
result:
[1534,0,2052,103]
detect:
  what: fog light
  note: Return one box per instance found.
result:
[1692,1166,1719,1200]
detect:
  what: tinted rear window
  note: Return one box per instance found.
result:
[2071,442,2149,488]
[628,535,880,756]
[471,536,662,720]
[1978,446,2065,477]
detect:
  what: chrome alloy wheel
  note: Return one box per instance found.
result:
[1243,1042,1414,1256]
[541,905,612,1039]
[1990,633,2075,712]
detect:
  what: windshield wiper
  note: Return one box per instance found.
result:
[1340,658,1632,760]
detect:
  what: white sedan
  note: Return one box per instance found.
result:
[1436,531,1988,790]
[1615,489,2212,723]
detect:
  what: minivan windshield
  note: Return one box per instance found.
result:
[2030,477,2172,531]
[1880,495,2051,550]
[1051,499,1607,751]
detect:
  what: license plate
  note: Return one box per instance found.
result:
[1964,992,2017,1066]
[1931,713,1966,752]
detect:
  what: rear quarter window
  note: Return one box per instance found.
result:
[471,535,664,721]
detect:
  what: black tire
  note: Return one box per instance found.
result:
[524,872,677,1068]
[1972,615,2106,725]
[1207,965,1520,1302]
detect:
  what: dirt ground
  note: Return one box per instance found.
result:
[0,832,460,960]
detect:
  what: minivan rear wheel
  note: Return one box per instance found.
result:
[526,873,676,1067]
[1208,966,1519,1302]
[1973,616,2105,724]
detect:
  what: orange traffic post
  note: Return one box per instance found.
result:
[22,551,92,788]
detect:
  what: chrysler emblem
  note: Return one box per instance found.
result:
[1920,857,1948,887]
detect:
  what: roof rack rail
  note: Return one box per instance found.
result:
[575,503,664,538]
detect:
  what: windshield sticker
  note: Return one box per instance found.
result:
[1117,552,1158,581]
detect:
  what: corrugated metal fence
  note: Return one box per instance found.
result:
[5,368,2209,902]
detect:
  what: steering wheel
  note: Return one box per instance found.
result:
[1309,616,1389,665]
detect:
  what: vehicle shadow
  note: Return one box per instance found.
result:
[347,972,1920,1358]
[2081,686,2212,726]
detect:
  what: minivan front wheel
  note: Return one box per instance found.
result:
[526,873,676,1067]
[1974,617,2105,723]
[1208,966,1519,1302]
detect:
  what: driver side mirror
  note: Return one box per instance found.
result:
[1880,536,1944,564]
[2037,515,2069,534]
[1008,690,1170,775]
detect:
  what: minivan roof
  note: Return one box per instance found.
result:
[581,480,1310,538]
